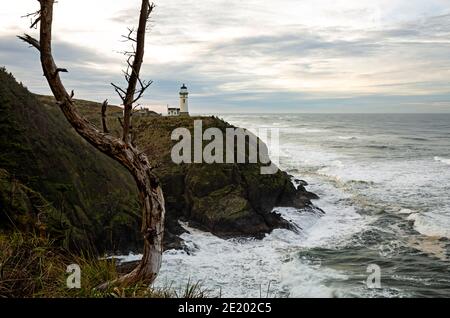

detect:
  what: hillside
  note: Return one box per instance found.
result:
[0,68,141,252]
[1,67,318,254]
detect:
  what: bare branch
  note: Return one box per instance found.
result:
[21,10,40,19]
[121,27,137,42]
[111,83,126,101]
[22,9,41,29]
[30,16,42,29]
[120,1,155,144]
[54,68,68,78]
[17,34,40,51]
[132,80,153,104]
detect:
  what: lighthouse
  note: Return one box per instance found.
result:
[179,84,189,116]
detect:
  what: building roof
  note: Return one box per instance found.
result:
[181,84,187,89]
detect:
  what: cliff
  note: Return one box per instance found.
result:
[0,68,141,252]
[0,67,318,253]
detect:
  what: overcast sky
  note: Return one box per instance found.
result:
[1,0,450,113]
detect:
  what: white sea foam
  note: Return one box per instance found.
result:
[316,164,376,185]
[337,136,357,140]
[150,179,373,298]
[398,208,417,215]
[408,213,450,239]
[434,156,450,165]
[149,184,371,298]
[298,181,371,248]
[280,143,345,169]
[116,114,450,297]
[280,260,348,298]
[153,216,341,297]
[282,127,327,134]
[154,224,301,298]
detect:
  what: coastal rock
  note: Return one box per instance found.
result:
[0,67,320,253]
[129,116,320,243]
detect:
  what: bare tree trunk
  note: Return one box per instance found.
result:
[101,100,109,134]
[19,0,165,288]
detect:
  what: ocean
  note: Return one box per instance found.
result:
[126,113,450,298]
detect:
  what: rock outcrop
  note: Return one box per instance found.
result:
[0,67,319,254]
[119,115,319,246]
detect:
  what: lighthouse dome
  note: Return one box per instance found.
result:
[180,84,188,94]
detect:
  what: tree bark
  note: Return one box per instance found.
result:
[20,0,165,288]
[121,0,152,144]
[101,100,109,134]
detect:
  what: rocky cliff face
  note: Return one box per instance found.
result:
[0,68,319,254]
[124,116,319,248]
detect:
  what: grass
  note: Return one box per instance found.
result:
[0,232,208,298]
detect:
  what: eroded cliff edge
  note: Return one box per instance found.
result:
[128,116,320,250]
[0,68,319,253]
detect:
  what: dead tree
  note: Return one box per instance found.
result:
[18,0,165,289]
[101,100,109,134]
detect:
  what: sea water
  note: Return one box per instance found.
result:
[123,113,450,298]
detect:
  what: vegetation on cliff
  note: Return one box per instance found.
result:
[0,232,207,298]
[0,68,141,253]
[1,67,318,253]
[0,66,320,296]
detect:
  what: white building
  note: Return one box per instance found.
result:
[167,84,190,117]
[167,105,180,116]
[179,84,189,116]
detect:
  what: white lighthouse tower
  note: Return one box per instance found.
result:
[179,84,189,116]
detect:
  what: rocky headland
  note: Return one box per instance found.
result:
[0,68,320,254]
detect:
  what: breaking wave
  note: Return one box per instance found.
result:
[434,156,450,165]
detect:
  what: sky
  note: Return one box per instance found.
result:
[1,0,450,113]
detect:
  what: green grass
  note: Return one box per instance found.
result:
[0,232,208,298]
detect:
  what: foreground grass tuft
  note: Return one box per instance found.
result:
[0,232,207,298]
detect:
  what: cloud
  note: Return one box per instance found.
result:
[1,0,450,113]
[0,35,121,102]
